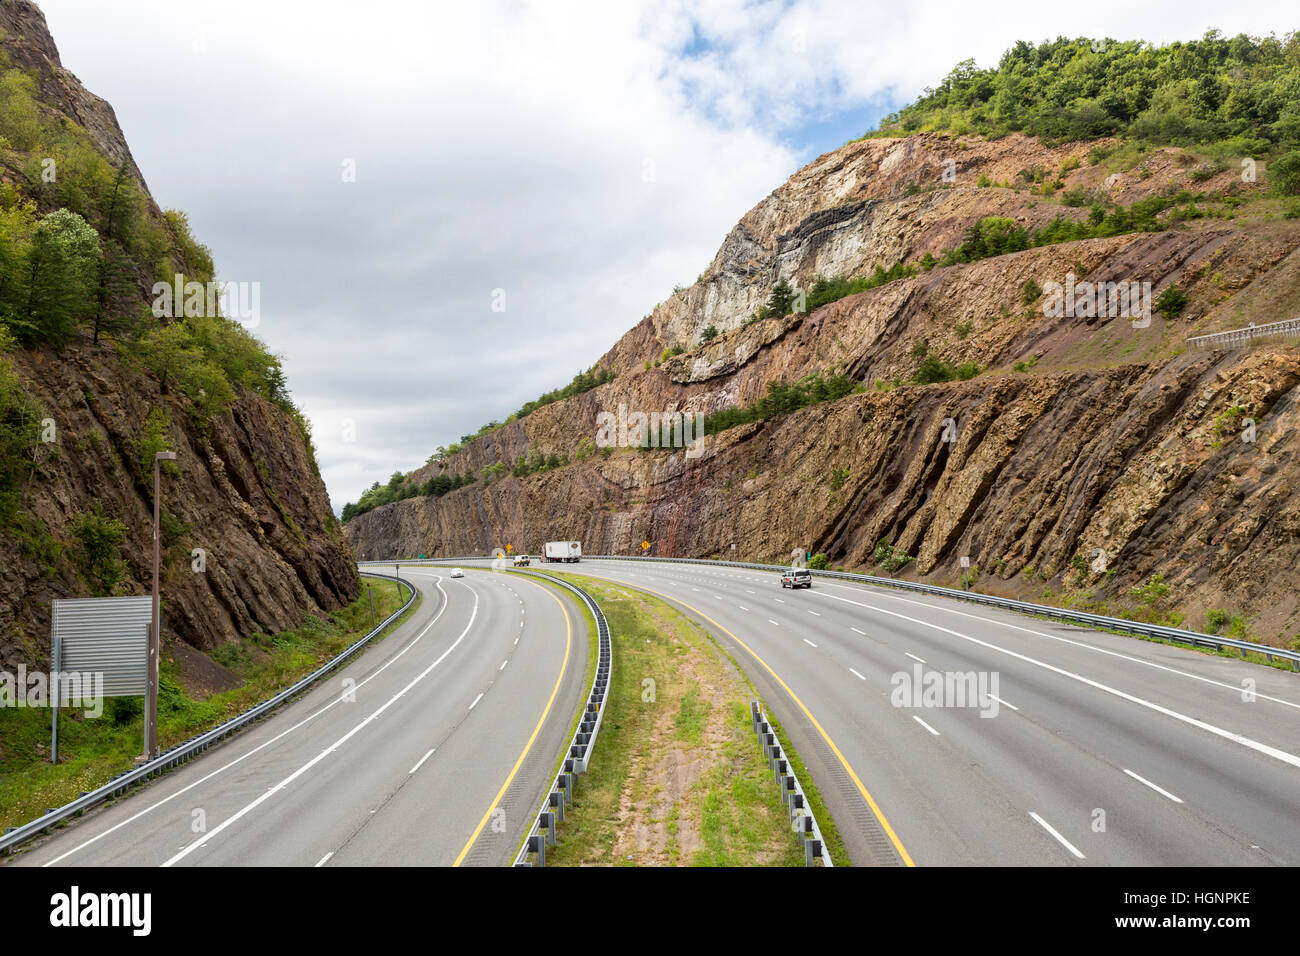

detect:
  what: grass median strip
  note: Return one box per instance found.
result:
[541,572,844,867]
[0,576,417,832]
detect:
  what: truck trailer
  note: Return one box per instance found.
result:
[543,541,582,563]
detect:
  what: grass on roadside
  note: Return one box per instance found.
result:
[540,572,844,867]
[0,577,416,830]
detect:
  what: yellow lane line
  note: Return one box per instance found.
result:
[607,577,914,867]
[452,577,572,867]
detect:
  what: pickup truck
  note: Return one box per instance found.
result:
[780,568,812,589]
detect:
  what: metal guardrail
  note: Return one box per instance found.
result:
[1187,317,1300,350]
[750,700,832,866]
[1,572,417,856]
[367,556,1300,671]
[505,569,612,867]
[357,561,615,865]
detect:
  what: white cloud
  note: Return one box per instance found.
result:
[35,0,1298,508]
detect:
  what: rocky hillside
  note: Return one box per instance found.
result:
[346,36,1300,648]
[0,1,358,672]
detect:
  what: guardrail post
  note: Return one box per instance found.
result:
[541,810,556,847]
[529,833,545,867]
[549,790,564,823]
[798,814,813,845]
[805,838,822,867]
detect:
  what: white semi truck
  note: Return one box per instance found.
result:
[543,540,582,563]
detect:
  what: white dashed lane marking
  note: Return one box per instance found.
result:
[913,715,941,736]
[1123,768,1183,803]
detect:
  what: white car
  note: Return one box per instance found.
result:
[450,568,464,578]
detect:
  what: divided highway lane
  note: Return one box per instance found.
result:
[567,559,1300,867]
[12,568,587,867]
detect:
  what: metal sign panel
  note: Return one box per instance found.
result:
[51,596,151,697]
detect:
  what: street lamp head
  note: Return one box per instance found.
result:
[155,451,177,461]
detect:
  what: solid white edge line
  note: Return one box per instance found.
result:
[1029,811,1086,859]
[1123,768,1184,803]
[640,562,1300,713]
[811,589,1300,771]
[160,587,482,868]
[43,575,454,867]
[815,578,1300,712]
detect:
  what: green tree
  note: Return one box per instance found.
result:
[0,191,36,323]
[71,503,127,595]
[137,321,195,395]
[163,209,215,283]
[92,238,141,344]
[99,163,141,245]
[0,70,42,151]
[0,342,42,521]
[1155,286,1188,318]
[1271,151,1300,196]
[765,280,795,318]
[15,209,100,346]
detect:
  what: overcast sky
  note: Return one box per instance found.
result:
[36,0,1298,510]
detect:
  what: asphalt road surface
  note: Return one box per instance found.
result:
[547,558,1300,867]
[11,567,588,867]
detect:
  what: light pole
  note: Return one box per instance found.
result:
[144,449,177,762]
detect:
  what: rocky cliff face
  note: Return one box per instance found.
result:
[346,128,1300,647]
[0,1,359,670]
[0,1,138,175]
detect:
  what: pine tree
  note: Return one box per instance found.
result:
[19,209,100,346]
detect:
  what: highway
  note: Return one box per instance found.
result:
[545,558,1300,867]
[11,568,588,867]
